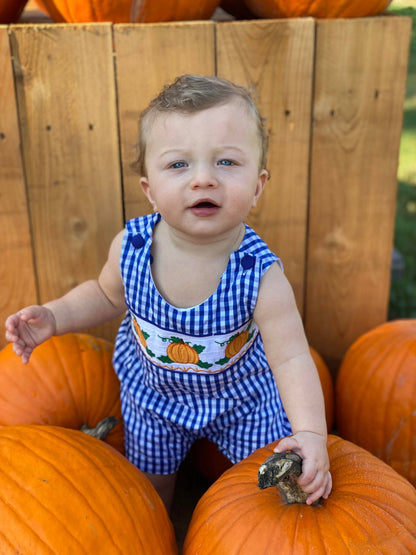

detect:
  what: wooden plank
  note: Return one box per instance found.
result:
[216,19,315,313]
[10,23,124,342]
[305,16,412,370]
[114,22,216,221]
[0,26,37,349]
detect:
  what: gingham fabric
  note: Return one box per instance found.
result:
[113,213,291,474]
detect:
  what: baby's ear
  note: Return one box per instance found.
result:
[140,177,157,211]
[252,169,268,207]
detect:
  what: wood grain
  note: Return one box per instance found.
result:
[0,27,37,348]
[305,16,412,369]
[216,19,315,313]
[10,23,124,341]
[0,18,410,363]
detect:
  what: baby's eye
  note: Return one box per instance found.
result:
[169,161,187,169]
[218,159,234,166]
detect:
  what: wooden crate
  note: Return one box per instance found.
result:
[0,17,411,370]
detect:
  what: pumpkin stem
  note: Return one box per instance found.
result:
[258,451,311,505]
[80,416,120,440]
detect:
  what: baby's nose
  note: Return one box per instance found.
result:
[190,165,218,188]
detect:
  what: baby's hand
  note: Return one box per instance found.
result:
[274,432,331,505]
[5,306,56,364]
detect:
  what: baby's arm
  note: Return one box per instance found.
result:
[254,262,331,505]
[5,230,127,363]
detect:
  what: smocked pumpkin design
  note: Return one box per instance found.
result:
[132,317,258,372]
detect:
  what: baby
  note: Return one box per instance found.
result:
[5,74,331,510]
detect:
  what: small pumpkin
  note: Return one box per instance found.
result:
[0,425,178,554]
[39,0,220,22]
[243,0,392,19]
[336,319,416,486]
[0,0,29,22]
[225,330,249,359]
[183,435,416,554]
[133,319,147,348]
[167,340,199,364]
[0,333,124,453]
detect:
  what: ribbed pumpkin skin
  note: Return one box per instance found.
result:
[336,319,416,486]
[0,333,124,453]
[39,0,131,21]
[183,435,416,554]
[0,426,178,555]
[39,0,220,22]
[243,0,392,19]
[0,0,28,22]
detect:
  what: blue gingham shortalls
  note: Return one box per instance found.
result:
[113,213,291,474]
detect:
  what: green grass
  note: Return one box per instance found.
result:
[387,2,416,318]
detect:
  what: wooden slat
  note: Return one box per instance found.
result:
[216,19,315,313]
[114,22,216,221]
[0,26,37,348]
[305,16,412,370]
[10,23,124,342]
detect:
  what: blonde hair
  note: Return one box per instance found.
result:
[133,74,268,176]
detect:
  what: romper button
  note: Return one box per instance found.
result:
[131,233,145,249]
[241,254,255,270]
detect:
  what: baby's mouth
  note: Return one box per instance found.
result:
[194,201,217,208]
[190,200,220,216]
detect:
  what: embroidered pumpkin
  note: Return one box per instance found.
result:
[133,319,147,348]
[183,435,416,554]
[0,425,178,554]
[0,333,124,453]
[225,330,249,359]
[336,319,416,486]
[39,0,220,22]
[0,0,28,22]
[167,340,199,364]
[243,0,392,18]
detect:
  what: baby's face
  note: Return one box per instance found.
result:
[140,99,268,243]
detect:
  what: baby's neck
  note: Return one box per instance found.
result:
[150,220,245,308]
[158,220,245,257]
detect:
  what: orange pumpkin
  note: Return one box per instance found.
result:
[39,0,220,22]
[0,333,124,453]
[225,330,249,359]
[243,0,392,19]
[0,425,178,554]
[189,346,334,483]
[336,319,416,486]
[167,340,199,364]
[183,435,416,554]
[0,0,28,22]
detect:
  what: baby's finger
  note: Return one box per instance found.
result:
[322,471,332,499]
[305,471,332,504]
[5,329,17,342]
[273,435,298,453]
[306,484,326,506]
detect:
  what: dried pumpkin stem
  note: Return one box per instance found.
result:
[258,451,309,505]
[80,416,119,440]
